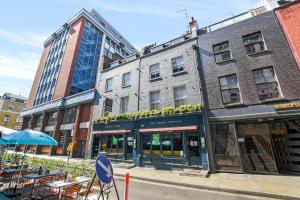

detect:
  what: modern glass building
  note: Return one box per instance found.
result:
[21,9,138,157]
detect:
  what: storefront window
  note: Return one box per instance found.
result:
[100,135,124,154]
[211,123,242,172]
[142,133,183,156]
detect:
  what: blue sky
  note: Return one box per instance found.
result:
[0,0,258,97]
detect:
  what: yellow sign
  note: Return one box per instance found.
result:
[275,102,300,111]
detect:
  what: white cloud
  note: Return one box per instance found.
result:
[0,28,48,48]
[0,52,40,80]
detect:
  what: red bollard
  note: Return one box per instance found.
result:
[124,173,130,200]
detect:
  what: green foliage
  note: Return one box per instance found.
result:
[94,104,202,124]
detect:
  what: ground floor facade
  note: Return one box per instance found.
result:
[91,112,209,170]
[20,90,95,158]
[210,101,300,175]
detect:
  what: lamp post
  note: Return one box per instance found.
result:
[4,115,10,127]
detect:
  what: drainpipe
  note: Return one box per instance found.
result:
[193,41,215,173]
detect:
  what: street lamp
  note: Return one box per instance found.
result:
[4,115,10,127]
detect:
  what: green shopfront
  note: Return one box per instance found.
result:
[92,112,209,170]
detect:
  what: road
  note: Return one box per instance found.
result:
[103,178,279,200]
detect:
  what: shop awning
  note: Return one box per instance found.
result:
[93,129,131,135]
[139,125,197,133]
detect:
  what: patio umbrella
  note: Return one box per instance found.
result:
[3,129,58,146]
[0,126,16,145]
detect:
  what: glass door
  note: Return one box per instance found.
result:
[237,123,278,174]
[126,135,133,160]
[186,133,201,166]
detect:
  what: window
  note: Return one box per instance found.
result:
[62,107,77,124]
[174,86,187,107]
[105,78,113,91]
[150,91,160,110]
[47,112,58,126]
[172,56,184,73]
[120,96,129,113]
[213,41,232,63]
[122,72,131,87]
[243,31,266,55]
[104,98,113,116]
[252,67,279,100]
[149,63,160,80]
[219,74,240,104]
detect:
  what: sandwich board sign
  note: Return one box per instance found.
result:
[95,154,113,184]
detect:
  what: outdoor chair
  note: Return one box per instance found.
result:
[61,183,82,200]
[0,171,15,190]
[78,179,100,199]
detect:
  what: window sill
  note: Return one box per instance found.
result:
[104,90,113,93]
[247,50,270,57]
[216,59,236,65]
[150,77,162,82]
[223,102,244,108]
[259,97,285,104]
[122,85,131,89]
[172,71,187,76]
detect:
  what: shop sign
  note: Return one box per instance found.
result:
[152,134,160,144]
[94,120,135,131]
[112,136,118,145]
[275,102,300,112]
[140,113,202,129]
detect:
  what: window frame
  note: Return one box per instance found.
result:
[149,90,160,110]
[171,56,185,74]
[252,66,280,101]
[242,31,267,55]
[149,63,161,80]
[218,74,241,105]
[213,41,232,63]
[120,96,129,113]
[173,85,187,107]
[105,78,113,92]
[122,72,131,87]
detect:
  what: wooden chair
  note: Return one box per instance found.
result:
[78,179,100,198]
[62,184,82,200]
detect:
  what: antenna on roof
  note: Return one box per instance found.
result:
[176,9,189,33]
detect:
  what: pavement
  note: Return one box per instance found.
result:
[7,151,300,200]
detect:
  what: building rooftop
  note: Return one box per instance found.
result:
[1,92,27,101]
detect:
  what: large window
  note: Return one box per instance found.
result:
[219,74,240,104]
[62,107,77,124]
[122,72,131,87]
[120,96,129,113]
[174,85,187,107]
[47,112,58,126]
[150,91,160,110]
[105,78,113,91]
[252,67,279,100]
[142,133,183,157]
[149,63,160,80]
[69,21,103,96]
[35,115,43,128]
[211,123,241,172]
[172,56,184,74]
[243,31,266,55]
[213,41,232,63]
[100,135,124,153]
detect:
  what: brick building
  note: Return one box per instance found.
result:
[0,93,27,130]
[198,9,300,174]
[20,9,137,157]
[275,0,300,68]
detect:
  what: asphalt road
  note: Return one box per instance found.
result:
[104,178,279,200]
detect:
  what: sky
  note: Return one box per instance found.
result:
[0,0,258,98]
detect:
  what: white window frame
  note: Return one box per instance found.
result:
[122,72,131,87]
[173,85,187,107]
[120,96,129,113]
[171,56,185,74]
[105,78,113,91]
[149,91,160,110]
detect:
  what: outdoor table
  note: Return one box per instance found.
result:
[3,166,39,173]
[46,176,92,199]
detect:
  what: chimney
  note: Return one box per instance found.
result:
[189,16,198,37]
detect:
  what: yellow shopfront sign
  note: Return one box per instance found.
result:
[275,102,300,111]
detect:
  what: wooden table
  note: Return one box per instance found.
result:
[46,176,92,199]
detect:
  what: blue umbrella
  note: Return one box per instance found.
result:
[0,126,15,145]
[3,129,58,146]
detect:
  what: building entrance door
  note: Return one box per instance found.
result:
[125,135,133,160]
[186,133,201,167]
[237,123,278,174]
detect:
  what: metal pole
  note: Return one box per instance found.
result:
[84,173,96,200]
[113,177,120,200]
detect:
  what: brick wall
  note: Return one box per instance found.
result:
[53,17,85,99]
[276,1,300,69]
[198,11,300,110]
[26,43,51,108]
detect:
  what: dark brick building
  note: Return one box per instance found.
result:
[198,10,300,174]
